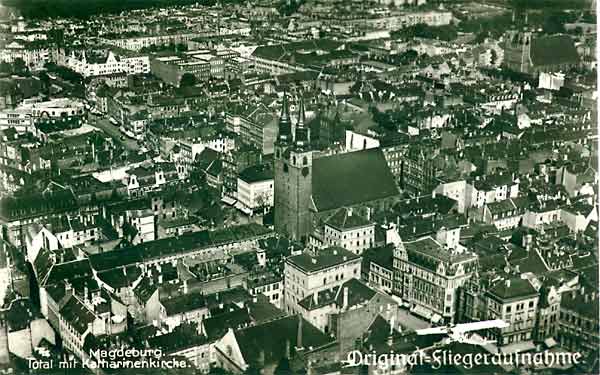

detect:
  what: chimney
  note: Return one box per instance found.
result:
[505,279,511,288]
[84,286,89,304]
[183,280,188,294]
[347,208,352,217]
[297,315,303,349]
[342,287,349,310]
[313,291,318,305]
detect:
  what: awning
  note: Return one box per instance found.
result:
[411,304,433,320]
[431,313,443,324]
[234,202,253,215]
[391,295,403,307]
[499,340,535,354]
[544,337,557,348]
[221,196,237,206]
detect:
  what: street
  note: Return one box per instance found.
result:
[89,114,139,151]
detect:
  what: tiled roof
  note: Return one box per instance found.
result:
[324,207,372,230]
[239,164,273,183]
[89,224,272,271]
[561,291,599,320]
[234,315,334,366]
[60,295,96,335]
[204,308,252,341]
[133,276,158,303]
[362,244,394,270]
[530,35,580,67]
[312,148,398,212]
[286,247,360,274]
[160,292,207,316]
[487,278,538,301]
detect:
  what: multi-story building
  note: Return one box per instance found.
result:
[274,93,398,242]
[401,144,438,196]
[101,32,202,51]
[55,49,150,78]
[284,246,361,315]
[0,40,51,70]
[394,236,478,324]
[236,165,274,215]
[503,31,580,75]
[150,51,226,87]
[322,207,375,255]
[244,271,283,309]
[173,132,235,178]
[221,145,262,200]
[225,103,278,156]
[485,277,539,350]
[558,288,599,357]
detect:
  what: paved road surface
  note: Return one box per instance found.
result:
[89,114,139,151]
[396,306,431,331]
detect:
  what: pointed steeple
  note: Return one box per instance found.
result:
[278,90,292,143]
[294,94,309,148]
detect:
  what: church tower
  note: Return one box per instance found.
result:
[274,92,314,242]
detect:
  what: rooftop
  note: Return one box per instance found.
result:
[286,247,360,274]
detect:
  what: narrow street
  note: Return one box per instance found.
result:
[89,114,140,152]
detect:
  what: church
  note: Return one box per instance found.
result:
[274,92,400,243]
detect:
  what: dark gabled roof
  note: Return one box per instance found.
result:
[324,207,372,230]
[530,35,580,67]
[133,277,158,303]
[45,258,94,286]
[204,308,252,341]
[160,292,207,316]
[6,298,40,332]
[148,323,209,353]
[234,315,334,366]
[247,294,287,323]
[362,244,394,270]
[60,295,96,335]
[0,190,78,221]
[508,249,549,275]
[286,247,360,274]
[97,266,142,290]
[89,224,272,271]
[312,148,398,212]
[333,278,376,307]
[487,278,538,301]
[561,291,599,320]
[239,164,273,183]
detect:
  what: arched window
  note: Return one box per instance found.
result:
[303,156,307,165]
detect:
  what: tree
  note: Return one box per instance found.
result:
[489,49,498,66]
[13,58,28,76]
[0,61,11,74]
[274,357,291,375]
[180,73,197,87]
[543,11,568,34]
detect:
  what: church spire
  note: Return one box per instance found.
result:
[294,94,309,148]
[278,90,292,143]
